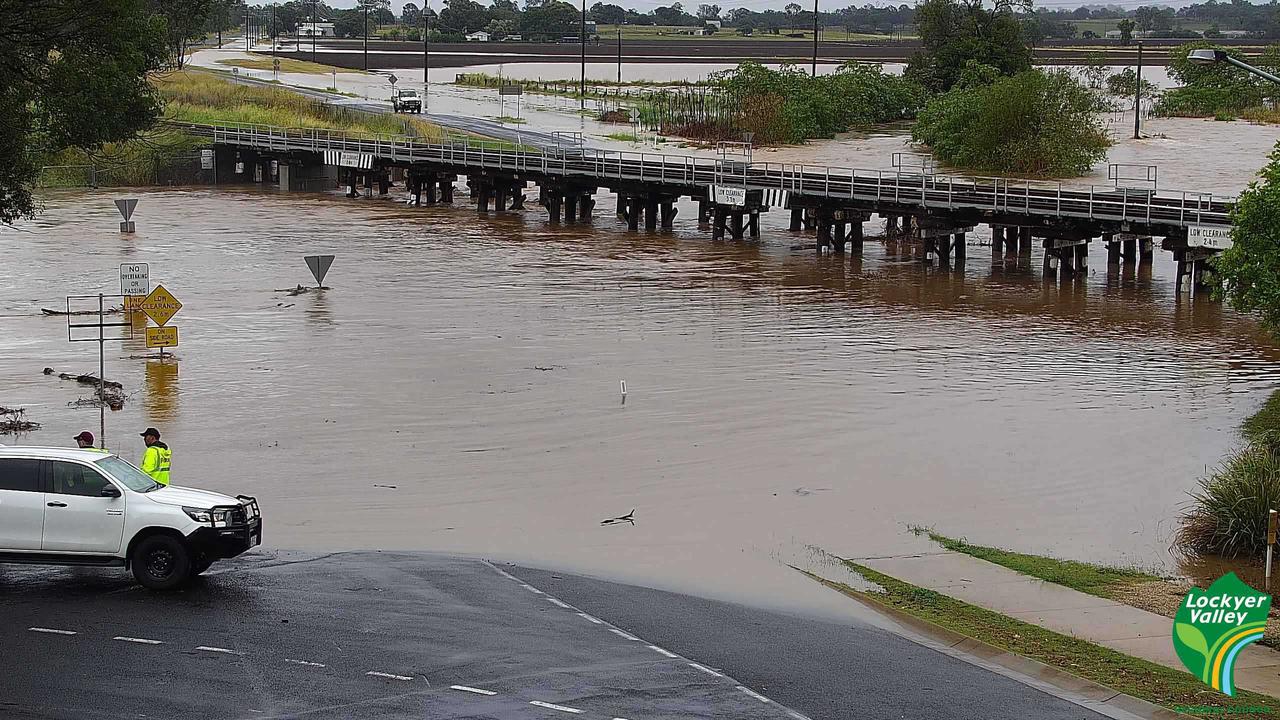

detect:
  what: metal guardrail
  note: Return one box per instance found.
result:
[178,121,1234,228]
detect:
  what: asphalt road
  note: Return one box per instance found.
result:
[1,552,1113,720]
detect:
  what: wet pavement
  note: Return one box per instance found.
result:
[0,551,1112,720]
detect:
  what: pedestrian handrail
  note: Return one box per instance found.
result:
[173,121,1235,229]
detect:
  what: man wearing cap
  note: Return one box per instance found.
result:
[139,427,171,485]
[73,431,108,452]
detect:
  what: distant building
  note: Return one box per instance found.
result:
[705,20,722,29]
[297,22,335,38]
[466,30,491,42]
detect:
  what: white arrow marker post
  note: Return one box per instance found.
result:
[115,199,138,233]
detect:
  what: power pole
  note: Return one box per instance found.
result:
[811,0,819,77]
[617,25,622,84]
[363,4,369,71]
[312,0,318,61]
[580,0,587,110]
[424,3,431,111]
[1133,41,1143,140]
[245,6,250,51]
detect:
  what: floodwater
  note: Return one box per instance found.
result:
[3,164,1280,618]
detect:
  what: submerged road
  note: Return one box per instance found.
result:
[0,552,1118,720]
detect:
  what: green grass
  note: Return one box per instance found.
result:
[914,529,1161,598]
[155,70,445,141]
[605,132,640,141]
[217,56,363,74]
[494,116,526,124]
[811,562,1277,714]
[1243,388,1280,445]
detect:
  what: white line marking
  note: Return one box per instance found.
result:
[489,565,522,582]
[688,662,724,677]
[546,597,573,609]
[529,700,583,714]
[736,686,772,703]
[114,636,163,645]
[366,671,414,681]
[196,646,242,655]
[577,612,604,624]
[786,710,813,720]
[609,629,641,641]
[28,628,76,635]
[450,685,498,696]
[647,645,679,658]
[285,659,326,668]
[519,584,544,595]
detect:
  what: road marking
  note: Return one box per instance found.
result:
[529,700,583,714]
[736,686,772,703]
[489,566,522,582]
[519,584,544,595]
[285,659,326,668]
[577,612,603,624]
[450,685,498,696]
[113,636,163,645]
[786,710,813,720]
[688,662,724,677]
[28,628,76,635]
[196,646,243,655]
[546,597,573,609]
[366,671,414,681]
[609,629,640,641]
[647,645,678,658]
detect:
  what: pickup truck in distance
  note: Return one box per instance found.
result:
[392,89,422,114]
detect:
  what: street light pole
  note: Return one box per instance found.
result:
[617,25,622,84]
[811,0,819,77]
[424,3,431,112]
[363,5,369,71]
[580,0,587,110]
[245,6,250,51]
[312,0,318,61]
[1133,41,1142,140]
[1188,48,1280,84]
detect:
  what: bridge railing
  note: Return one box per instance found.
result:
[183,122,1234,228]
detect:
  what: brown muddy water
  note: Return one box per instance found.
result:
[2,177,1279,618]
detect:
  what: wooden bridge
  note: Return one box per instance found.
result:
[182,122,1236,292]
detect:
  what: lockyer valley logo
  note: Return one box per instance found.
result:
[1172,573,1271,696]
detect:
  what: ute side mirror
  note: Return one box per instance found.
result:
[100,484,122,498]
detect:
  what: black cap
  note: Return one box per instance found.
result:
[140,427,161,438]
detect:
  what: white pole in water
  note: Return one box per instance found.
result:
[1266,510,1277,591]
[620,380,627,404]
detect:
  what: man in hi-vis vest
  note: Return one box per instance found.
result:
[139,427,171,485]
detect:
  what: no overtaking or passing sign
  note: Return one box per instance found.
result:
[120,263,149,296]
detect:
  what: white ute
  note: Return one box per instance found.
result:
[0,446,261,590]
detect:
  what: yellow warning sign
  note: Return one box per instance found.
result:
[145,326,179,348]
[140,284,183,326]
[124,295,146,311]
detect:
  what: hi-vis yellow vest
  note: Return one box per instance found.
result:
[142,446,171,485]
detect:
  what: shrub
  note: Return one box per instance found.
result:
[911,69,1111,177]
[1178,445,1280,558]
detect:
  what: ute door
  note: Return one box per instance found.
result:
[41,460,126,554]
[0,458,46,550]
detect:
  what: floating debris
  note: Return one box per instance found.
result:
[44,368,126,409]
[0,407,40,434]
[41,306,122,316]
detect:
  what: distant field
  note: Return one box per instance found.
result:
[218,57,364,74]
[1070,18,1216,36]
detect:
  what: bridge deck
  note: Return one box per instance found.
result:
[183,122,1234,233]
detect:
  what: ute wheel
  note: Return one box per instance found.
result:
[130,535,192,590]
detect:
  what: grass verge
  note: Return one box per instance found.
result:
[811,562,1277,714]
[217,56,363,74]
[913,529,1161,598]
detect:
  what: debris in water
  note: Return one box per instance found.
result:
[0,407,40,434]
[44,368,126,409]
[43,367,123,390]
[41,306,122,316]
[600,509,635,526]
[373,484,398,489]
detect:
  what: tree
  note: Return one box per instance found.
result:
[652,3,696,25]
[589,2,626,24]
[784,2,802,29]
[696,3,720,20]
[905,0,1032,92]
[153,0,213,68]
[333,7,363,36]
[402,1,421,25]
[0,0,167,223]
[1134,5,1174,32]
[1213,144,1280,330]
[911,69,1112,176]
[1117,18,1134,44]
[519,0,578,36]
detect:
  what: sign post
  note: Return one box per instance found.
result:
[66,293,133,449]
[304,255,335,287]
[115,199,138,233]
[1267,510,1277,591]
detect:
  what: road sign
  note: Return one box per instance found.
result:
[120,263,150,296]
[140,284,183,326]
[710,185,746,207]
[629,108,640,123]
[305,255,335,286]
[388,73,398,85]
[114,199,138,221]
[1188,224,1234,250]
[145,326,179,349]
[499,85,523,96]
[201,149,214,170]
